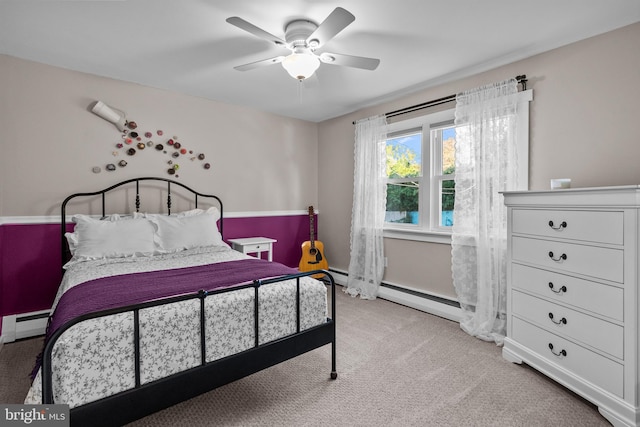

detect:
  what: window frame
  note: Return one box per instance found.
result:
[383,89,532,245]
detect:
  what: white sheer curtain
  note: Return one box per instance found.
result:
[346,114,388,299]
[451,79,521,344]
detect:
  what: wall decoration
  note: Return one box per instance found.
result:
[91,109,210,178]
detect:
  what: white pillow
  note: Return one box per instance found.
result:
[103,213,133,221]
[65,214,156,261]
[148,207,223,252]
[134,208,212,219]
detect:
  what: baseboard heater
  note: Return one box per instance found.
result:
[328,268,462,322]
[380,283,460,307]
[1,309,50,343]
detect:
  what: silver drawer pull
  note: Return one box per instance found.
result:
[548,282,567,294]
[548,251,567,262]
[548,312,567,325]
[548,220,567,230]
[548,343,567,357]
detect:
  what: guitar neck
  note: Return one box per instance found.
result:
[309,212,315,248]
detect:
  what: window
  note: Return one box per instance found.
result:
[384,108,457,242]
[383,89,532,244]
[431,123,456,229]
[385,129,422,225]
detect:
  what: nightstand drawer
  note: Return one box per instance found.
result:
[228,237,277,262]
[511,264,623,321]
[242,243,267,253]
[512,290,623,359]
[512,317,623,397]
[512,209,623,245]
[512,236,623,283]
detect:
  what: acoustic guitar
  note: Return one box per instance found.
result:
[299,206,328,277]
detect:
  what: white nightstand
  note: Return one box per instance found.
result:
[228,237,277,261]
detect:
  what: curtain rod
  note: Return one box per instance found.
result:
[352,75,527,125]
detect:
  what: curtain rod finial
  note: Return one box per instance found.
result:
[515,75,527,90]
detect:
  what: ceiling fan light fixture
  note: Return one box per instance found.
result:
[282,51,320,80]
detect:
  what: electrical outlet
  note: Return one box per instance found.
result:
[384,257,388,267]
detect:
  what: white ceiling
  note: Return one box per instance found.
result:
[1,0,639,122]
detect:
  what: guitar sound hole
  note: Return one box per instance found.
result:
[309,248,318,256]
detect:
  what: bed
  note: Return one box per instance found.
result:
[25,177,337,426]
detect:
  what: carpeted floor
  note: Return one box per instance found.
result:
[0,289,609,426]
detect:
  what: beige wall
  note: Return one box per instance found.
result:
[0,55,318,217]
[318,22,640,300]
[2,22,639,299]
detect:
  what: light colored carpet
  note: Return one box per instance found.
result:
[0,289,608,426]
[0,335,43,404]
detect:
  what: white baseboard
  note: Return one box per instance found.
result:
[1,309,50,343]
[328,269,462,322]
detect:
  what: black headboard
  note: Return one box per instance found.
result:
[61,177,223,266]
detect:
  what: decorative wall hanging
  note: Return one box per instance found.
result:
[91,101,127,131]
[90,101,210,178]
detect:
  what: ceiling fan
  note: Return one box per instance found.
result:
[226,7,380,81]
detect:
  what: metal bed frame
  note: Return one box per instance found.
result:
[42,177,337,426]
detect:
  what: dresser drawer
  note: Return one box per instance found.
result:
[512,290,623,359]
[511,264,623,321]
[511,317,623,397]
[512,209,623,245]
[511,236,623,283]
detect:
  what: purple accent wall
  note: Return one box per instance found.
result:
[0,224,63,321]
[0,214,319,335]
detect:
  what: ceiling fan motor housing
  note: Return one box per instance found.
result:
[284,20,318,49]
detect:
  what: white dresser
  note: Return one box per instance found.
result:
[503,186,640,427]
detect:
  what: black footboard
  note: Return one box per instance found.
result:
[41,270,336,427]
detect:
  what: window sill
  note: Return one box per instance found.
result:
[383,227,452,244]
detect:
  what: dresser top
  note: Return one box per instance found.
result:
[503,185,640,207]
[504,184,640,194]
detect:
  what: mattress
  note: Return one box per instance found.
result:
[25,245,328,408]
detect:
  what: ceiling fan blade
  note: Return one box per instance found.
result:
[306,7,355,49]
[319,52,380,70]
[234,56,285,71]
[226,17,286,47]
